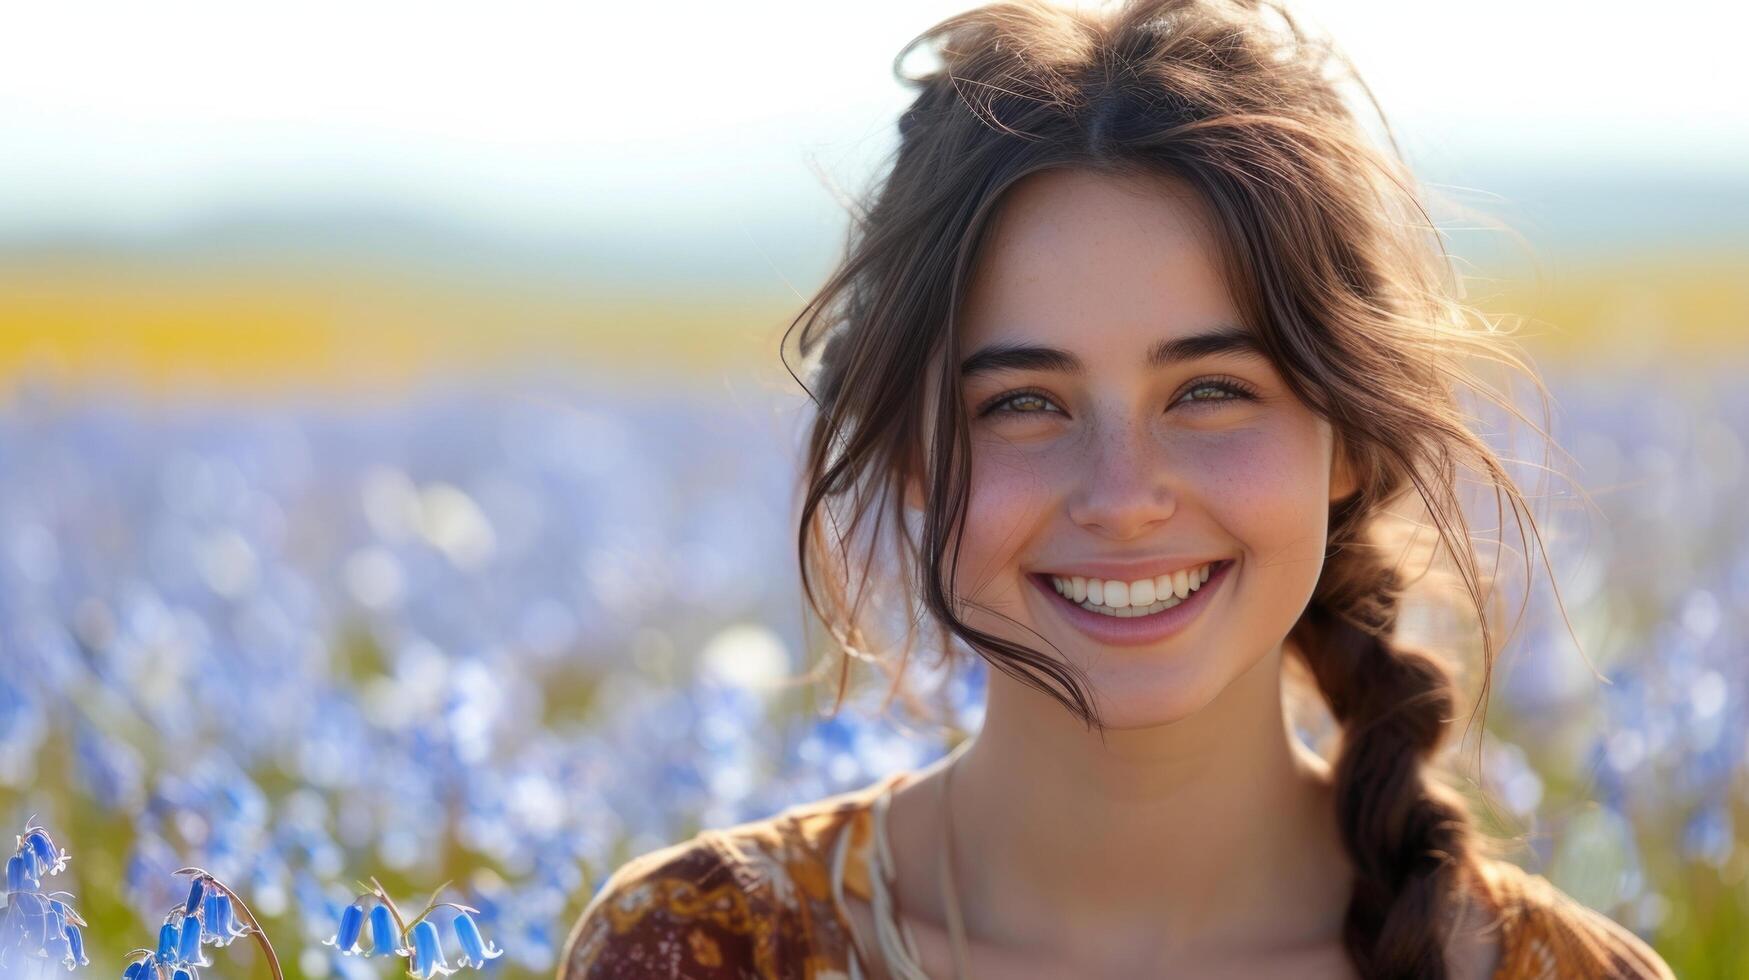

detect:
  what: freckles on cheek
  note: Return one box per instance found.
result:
[1193,428,1329,544]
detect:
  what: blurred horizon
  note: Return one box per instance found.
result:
[2,158,1746,400]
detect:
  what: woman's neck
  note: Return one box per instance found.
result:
[886,643,1354,970]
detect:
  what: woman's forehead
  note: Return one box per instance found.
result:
[959,169,1240,356]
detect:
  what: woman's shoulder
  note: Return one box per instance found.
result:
[1470,856,1676,980]
[557,774,900,979]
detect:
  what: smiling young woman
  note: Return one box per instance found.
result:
[558,1,1677,978]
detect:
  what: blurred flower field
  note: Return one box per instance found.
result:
[0,271,1746,977]
[0,360,979,979]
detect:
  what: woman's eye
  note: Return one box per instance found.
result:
[980,390,1059,417]
[1179,379,1258,406]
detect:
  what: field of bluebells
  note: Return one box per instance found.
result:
[0,353,1744,978]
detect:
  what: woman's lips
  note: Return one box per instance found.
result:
[1028,559,1234,647]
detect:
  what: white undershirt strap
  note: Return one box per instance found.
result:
[869,784,933,979]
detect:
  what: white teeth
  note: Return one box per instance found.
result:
[1088,595,1179,618]
[1129,578,1155,606]
[1046,562,1218,614]
[1104,580,1129,608]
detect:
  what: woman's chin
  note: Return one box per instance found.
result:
[1081,660,1227,729]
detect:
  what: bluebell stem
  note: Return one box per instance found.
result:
[1,819,86,976]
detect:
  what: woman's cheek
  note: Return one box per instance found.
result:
[955,438,1058,602]
[1192,421,1333,591]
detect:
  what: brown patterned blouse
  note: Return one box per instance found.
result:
[558,770,1676,979]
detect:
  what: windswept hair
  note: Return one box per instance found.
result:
[779,1,1580,975]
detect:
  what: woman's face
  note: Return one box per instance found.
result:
[923,167,1355,729]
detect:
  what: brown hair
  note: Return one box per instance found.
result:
[780,0,1577,975]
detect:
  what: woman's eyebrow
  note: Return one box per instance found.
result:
[958,324,1265,379]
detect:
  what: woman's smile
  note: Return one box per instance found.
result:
[1026,558,1236,647]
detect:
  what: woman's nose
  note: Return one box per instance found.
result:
[1064,422,1177,539]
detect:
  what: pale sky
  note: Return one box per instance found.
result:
[1,0,1742,239]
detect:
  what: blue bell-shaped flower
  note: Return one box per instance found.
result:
[199,892,222,944]
[10,891,52,950]
[451,911,503,968]
[201,891,249,946]
[182,877,206,917]
[156,920,181,961]
[407,919,457,978]
[7,853,37,893]
[323,902,365,955]
[176,910,210,967]
[365,904,398,958]
[41,898,87,970]
[23,829,68,877]
[62,920,88,970]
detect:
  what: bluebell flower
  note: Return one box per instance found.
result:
[407,919,457,978]
[62,918,88,970]
[199,890,249,946]
[182,877,206,917]
[366,904,398,957]
[198,891,222,943]
[323,902,366,955]
[22,829,68,878]
[451,912,502,968]
[7,853,36,893]
[172,969,192,980]
[332,884,507,976]
[133,872,276,980]
[41,899,87,970]
[4,890,49,950]
[2,822,87,976]
[175,911,210,967]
